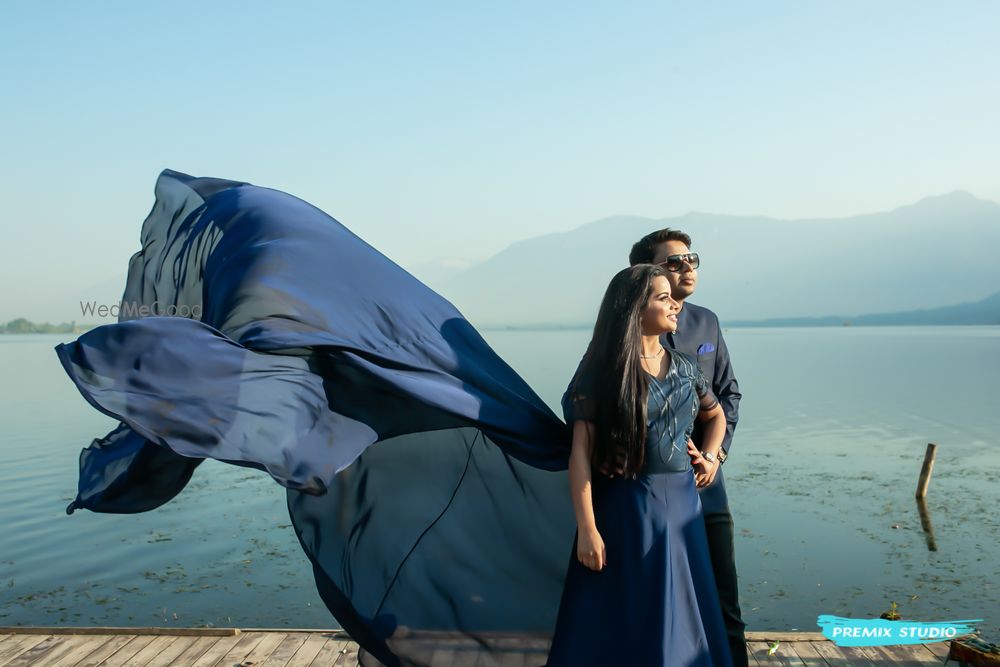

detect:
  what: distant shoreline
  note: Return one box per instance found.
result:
[4,318,997,335]
[0,318,96,335]
[479,321,999,332]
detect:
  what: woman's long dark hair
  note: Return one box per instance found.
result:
[577,264,668,478]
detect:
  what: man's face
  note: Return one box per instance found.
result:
[651,240,698,302]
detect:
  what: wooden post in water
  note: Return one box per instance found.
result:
[915,443,937,500]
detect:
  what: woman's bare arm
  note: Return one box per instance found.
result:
[569,420,606,571]
[693,403,725,487]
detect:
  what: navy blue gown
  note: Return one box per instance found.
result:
[547,352,734,667]
[55,170,728,667]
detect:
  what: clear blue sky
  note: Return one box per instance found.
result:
[2,1,999,319]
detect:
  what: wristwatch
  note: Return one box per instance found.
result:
[717,449,728,465]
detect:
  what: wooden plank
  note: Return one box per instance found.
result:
[496,636,549,653]
[383,638,453,666]
[922,640,951,660]
[0,634,50,666]
[33,636,110,667]
[333,640,359,667]
[748,632,828,642]
[872,643,939,666]
[807,641,856,667]
[239,629,345,635]
[475,650,502,667]
[0,627,239,637]
[11,636,80,667]
[69,635,137,667]
[742,641,762,667]
[835,644,880,666]
[168,636,221,667]
[12,636,104,667]
[187,633,245,667]
[747,641,771,665]
[261,633,310,666]
[1,629,964,667]
[97,635,160,667]
[498,648,526,667]
[232,632,287,666]
[4,636,61,667]
[451,646,479,667]
[120,636,180,667]
[143,636,199,667]
[784,640,832,666]
[283,634,329,667]
[210,631,269,667]
[857,644,895,665]
[747,640,805,666]
[307,638,350,667]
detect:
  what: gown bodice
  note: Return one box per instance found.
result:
[642,350,703,474]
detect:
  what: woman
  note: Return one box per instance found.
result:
[546,264,734,667]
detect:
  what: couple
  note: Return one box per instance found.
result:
[547,230,744,667]
[56,171,744,667]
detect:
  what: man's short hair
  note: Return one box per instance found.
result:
[628,229,693,266]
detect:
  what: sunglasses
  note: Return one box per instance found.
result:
[659,253,700,272]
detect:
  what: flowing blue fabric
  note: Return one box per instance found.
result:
[55,170,575,666]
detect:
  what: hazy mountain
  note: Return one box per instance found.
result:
[727,290,1000,327]
[406,257,478,287]
[13,192,999,329]
[23,274,129,326]
[437,191,1000,327]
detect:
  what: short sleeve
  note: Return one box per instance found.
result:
[568,388,596,422]
[563,363,597,423]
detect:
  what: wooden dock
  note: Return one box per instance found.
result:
[0,628,957,666]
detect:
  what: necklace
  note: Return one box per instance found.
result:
[640,346,664,360]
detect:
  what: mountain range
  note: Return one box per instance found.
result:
[725,290,1000,327]
[24,191,1000,329]
[417,191,1000,328]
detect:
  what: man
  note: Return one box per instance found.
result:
[629,228,747,667]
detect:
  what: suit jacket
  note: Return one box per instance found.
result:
[663,301,741,516]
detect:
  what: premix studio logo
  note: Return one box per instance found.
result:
[817,615,981,647]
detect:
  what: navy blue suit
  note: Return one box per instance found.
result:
[664,301,747,666]
[663,302,740,515]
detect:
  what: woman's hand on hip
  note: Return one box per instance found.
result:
[688,439,718,488]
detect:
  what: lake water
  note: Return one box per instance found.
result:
[1,327,998,635]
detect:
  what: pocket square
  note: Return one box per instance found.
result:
[696,342,715,355]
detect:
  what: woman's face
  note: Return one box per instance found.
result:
[640,275,680,335]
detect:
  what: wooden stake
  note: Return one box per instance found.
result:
[915,443,937,500]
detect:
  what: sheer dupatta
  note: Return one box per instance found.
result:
[55,170,575,665]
